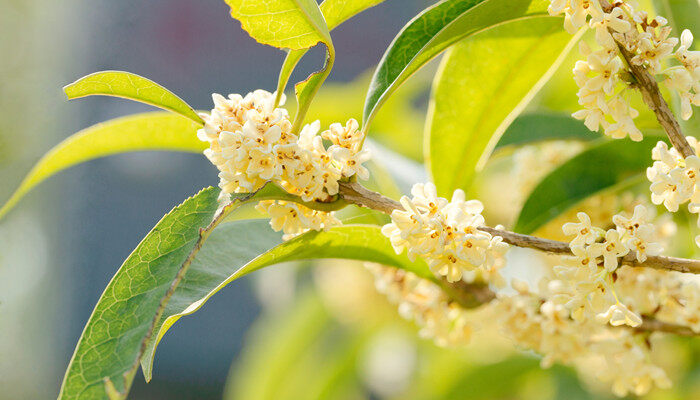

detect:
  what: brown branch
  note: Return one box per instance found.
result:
[338,181,700,274]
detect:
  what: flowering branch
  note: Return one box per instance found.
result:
[337,183,698,337]
[596,0,694,157]
[338,181,700,274]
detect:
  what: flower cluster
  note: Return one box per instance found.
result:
[255,200,340,240]
[365,263,472,347]
[512,140,584,201]
[198,90,370,201]
[381,183,508,283]
[198,90,371,238]
[549,0,700,140]
[494,281,671,397]
[553,206,663,327]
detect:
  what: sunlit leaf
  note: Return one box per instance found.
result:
[427,16,578,194]
[514,136,665,234]
[64,71,203,124]
[363,0,551,131]
[0,112,203,220]
[58,187,221,400]
[495,112,597,150]
[224,0,331,50]
[276,0,387,102]
[141,223,432,380]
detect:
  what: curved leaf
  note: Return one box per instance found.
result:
[64,71,203,124]
[362,0,551,131]
[427,16,578,194]
[224,0,331,50]
[514,136,665,234]
[140,223,431,380]
[495,112,597,150]
[0,112,203,220]
[58,187,220,400]
[276,0,387,102]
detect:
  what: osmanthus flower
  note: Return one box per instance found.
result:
[492,280,670,396]
[551,0,700,139]
[588,229,629,272]
[562,212,602,247]
[647,139,700,214]
[381,183,508,283]
[198,90,374,242]
[595,302,642,327]
[558,209,664,328]
[365,263,472,347]
[255,200,340,241]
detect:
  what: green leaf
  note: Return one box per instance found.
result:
[362,0,551,131]
[495,112,597,150]
[64,71,203,125]
[514,136,665,234]
[58,187,221,400]
[276,0,387,102]
[224,0,331,50]
[0,112,204,220]
[140,223,431,380]
[427,16,577,195]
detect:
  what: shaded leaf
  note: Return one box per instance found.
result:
[64,71,202,124]
[363,0,551,130]
[58,187,221,400]
[428,16,576,195]
[0,112,203,220]
[224,0,331,50]
[495,112,597,150]
[141,223,432,379]
[514,136,665,234]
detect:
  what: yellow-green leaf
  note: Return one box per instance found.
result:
[225,0,331,50]
[64,71,203,124]
[276,0,387,102]
[427,16,578,195]
[0,112,204,220]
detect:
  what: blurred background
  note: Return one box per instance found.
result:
[0,1,698,399]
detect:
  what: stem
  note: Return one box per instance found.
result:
[338,181,700,274]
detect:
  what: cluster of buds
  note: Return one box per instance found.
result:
[381,183,508,283]
[365,263,472,347]
[198,90,371,238]
[494,280,671,397]
[549,0,700,140]
[198,90,370,201]
[552,206,662,327]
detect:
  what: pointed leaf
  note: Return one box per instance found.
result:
[0,112,204,220]
[514,136,665,234]
[362,0,551,130]
[58,187,221,400]
[427,16,577,194]
[64,71,203,124]
[140,223,431,380]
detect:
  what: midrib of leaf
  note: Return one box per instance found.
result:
[446,17,579,191]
